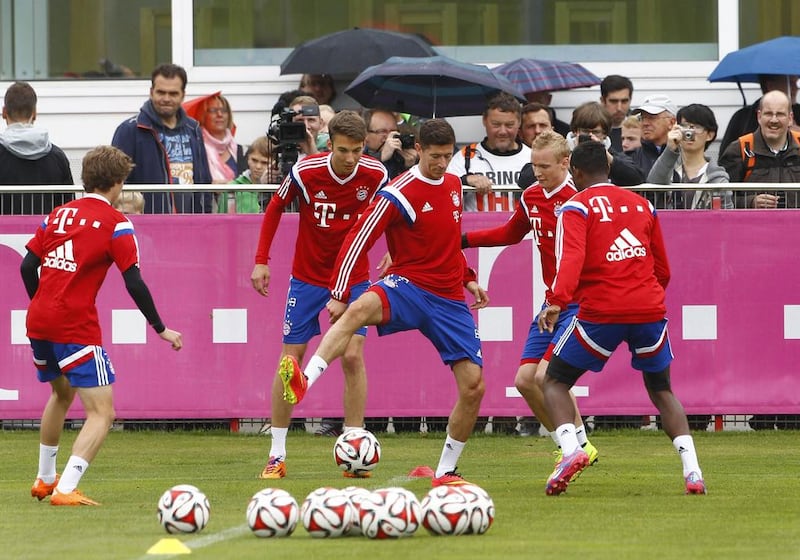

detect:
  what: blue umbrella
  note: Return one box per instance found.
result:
[344,55,526,118]
[709,36,800,83]
[709,36,800,104]
[492,58,600,94]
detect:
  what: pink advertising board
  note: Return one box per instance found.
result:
[1,211,799,419]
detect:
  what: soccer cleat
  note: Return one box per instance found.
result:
[50,488,100,506]
[431,469,471,487]
[684,472,707,495]
[31,474,60,500]
[545,449,589,496]
[259,456,286,479]
[569,441,600,482]
[278,355,307,405]
[343,471,371,479]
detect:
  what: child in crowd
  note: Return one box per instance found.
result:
[113,191,144,214]
[217,136,273,214]
[621,115,642,152]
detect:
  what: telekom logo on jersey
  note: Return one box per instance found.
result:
[588,195,613,222]
[313,201,336,227]
[52,207,79,233]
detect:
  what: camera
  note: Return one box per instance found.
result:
[398,133,415,150]
[268,108,314,177]
[680,127,695,141]
[578,133,592,144]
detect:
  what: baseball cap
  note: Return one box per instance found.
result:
[634,94,677,117]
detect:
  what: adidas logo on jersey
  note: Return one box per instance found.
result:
[422,202,433,212]
[43,240,77,272]
[315,190,328,199]
[606,228,646,262]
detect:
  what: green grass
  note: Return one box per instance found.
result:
[1,429,797,560]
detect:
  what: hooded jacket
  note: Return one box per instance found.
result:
[111,100,212,213]
[0,123,74,215]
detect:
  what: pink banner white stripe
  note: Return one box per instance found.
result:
[1,211,798,419]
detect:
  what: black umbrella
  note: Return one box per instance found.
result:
[345,55,526,118]
[280,27,437,77]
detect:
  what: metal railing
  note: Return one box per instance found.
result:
[3,183,800,215]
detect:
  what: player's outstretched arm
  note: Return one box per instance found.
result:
[250,264,271,296]
[158,328,183,350]
[465,281,489,310]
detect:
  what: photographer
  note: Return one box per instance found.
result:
[647,103,732,209]
[362,109,417,179]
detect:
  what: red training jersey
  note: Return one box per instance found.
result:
[465,176,576,298]
[330,166,474,302]
[25,194,140,345]
[254,152,388,287]
[549,183,670,323]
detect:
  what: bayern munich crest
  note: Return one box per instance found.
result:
[283,321,291,336]
[356,186,369,201]
[450,191,460,206]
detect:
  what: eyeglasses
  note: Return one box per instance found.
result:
[576,127,607,138]
[368,128,397,135]
[207,108,229,115]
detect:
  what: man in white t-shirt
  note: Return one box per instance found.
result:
[448,92,531,212]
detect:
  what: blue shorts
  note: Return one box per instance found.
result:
[552,318,673,373]
[30,339,116,388]
[283,277,369,344]
[369,274,482,367]
[521,303,579,364]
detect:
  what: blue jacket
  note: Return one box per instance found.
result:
[111,100,212,213]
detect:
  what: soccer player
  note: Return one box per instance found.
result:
[278,119,489,487]
[538,141,705,496]
[22,146,182,506]
[251,110,388,479]
[462,131,598,476]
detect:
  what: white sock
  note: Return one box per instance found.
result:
[37,444,59,483]
[269,427,288,460]
[555,423,579,455]
[575,424,588,446]
[56,455,89,494]
[549,430,560,448]
[434,435,466,478]
[343,425,362,433]
[673,435,702,478]
[304,355,328,388]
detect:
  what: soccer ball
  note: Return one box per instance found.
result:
[342,486,372,536]
[157,484,210,534]
[246,488,299,538]
[333,428,381,476]
[300,487,353,538]
[359,487,421,539]
[421,485,473,536]
[456,484,495,535]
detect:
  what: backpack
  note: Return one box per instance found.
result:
[738,130,800,180]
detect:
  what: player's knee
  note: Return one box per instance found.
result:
[340,351,363,373]
[545,355,584,388]
[514,364,538,393]
[643,367,671,393]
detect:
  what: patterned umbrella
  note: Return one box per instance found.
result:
[492,58,600,94]
[344,55,525,118]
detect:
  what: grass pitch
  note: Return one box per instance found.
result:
[0,428,797,560]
